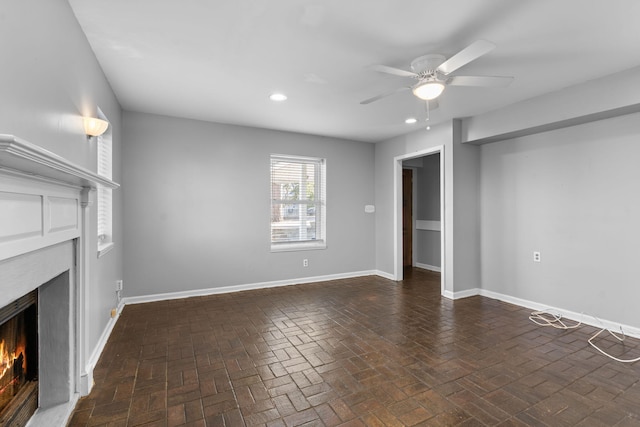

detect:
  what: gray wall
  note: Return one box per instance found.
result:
[375,124,448,278]
[462,65,640,144]
[480,112,640,327]
[0,0,123,360]
[375,120,481,294]
[416,153,441,268]
[122,111,375,298]
[452,125,481,292]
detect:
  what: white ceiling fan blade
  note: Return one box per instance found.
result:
[360,86,411,105]
[369,64,417,78]
[447,75,514,87]
[437,40,496,75]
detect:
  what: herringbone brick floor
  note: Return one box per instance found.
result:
[68,269,640,426]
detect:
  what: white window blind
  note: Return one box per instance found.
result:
[97,133,112,246]
[270,155,326,250]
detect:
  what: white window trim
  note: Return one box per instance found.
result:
[97,241,114,258]
[270,154,326,252]
[270,240,327,253]
[96,108,113,257]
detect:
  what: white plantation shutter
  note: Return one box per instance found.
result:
[97,133,112,244]
[270,154,326,250]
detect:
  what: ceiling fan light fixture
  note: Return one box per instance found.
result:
[412,81,445,100]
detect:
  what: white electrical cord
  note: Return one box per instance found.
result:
[587,316,640,363]
[529,309,640,363]
[529,309,582,329]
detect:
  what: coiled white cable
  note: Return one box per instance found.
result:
[587,316,640,363]
[529,310,582,329]
[530,310,640,363]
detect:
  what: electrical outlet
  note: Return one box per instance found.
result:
[303,259,309,267]
[116,280,123,291]
[110,308,117,318]
[533,251,541,262]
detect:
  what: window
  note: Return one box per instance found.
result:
[270,154,326,251]
[97,125,113,256]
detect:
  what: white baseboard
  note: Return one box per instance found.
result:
[80,299,126,396]
[374,270,396,281]
[123,270,380,306]
[440,287,640,339]
[479,289,640,340]
[442,288,479,300]
[414,263,441,272]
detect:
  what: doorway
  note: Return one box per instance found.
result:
[394,146,445,295]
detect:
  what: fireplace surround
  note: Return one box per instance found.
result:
[0,135,119,426]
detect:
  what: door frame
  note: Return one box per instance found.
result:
[402,167,414,268]
[393,145,445,295]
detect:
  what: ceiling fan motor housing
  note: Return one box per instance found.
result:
[410,54,446,75]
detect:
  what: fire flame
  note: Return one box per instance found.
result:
[0,339,25,391]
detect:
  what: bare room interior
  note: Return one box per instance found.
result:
[1,1,639,426]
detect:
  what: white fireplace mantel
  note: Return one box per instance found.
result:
[0,134,119,261]
[0,134,119,426]
[0,134,118,189]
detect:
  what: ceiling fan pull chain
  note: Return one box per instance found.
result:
[425,101,431,130]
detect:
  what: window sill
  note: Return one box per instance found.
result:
[97,242,114,258]
[271,241,326,253]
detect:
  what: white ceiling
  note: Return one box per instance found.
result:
[69,0,640,143]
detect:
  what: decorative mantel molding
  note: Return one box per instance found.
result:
[0,134,119,263]
[0,134,119,190]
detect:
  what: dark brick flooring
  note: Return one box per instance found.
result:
[68,268,640,426]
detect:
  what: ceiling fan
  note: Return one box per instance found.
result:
[361,40,513,105]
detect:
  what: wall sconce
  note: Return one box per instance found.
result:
[83,117,109,138]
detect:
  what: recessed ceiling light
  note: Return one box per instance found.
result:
[405,117,417,124]
[269,93,287,102]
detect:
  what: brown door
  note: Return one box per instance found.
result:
[402,169,413,267]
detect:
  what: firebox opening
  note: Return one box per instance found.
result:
[0,289,38,425]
